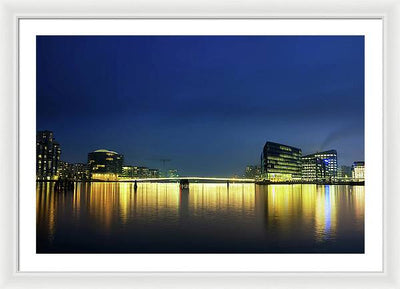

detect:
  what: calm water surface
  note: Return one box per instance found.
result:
[36,182,364,253]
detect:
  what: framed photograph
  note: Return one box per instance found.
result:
[20,16,382,270]
[1,0,399,288]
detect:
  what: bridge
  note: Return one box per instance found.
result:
[118,177,255,184]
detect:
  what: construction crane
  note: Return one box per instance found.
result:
[159,158,171,177]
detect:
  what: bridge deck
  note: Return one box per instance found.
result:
[119,177,255,183]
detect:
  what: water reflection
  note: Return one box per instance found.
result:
[189,183,255,216]
[37,182,364,253]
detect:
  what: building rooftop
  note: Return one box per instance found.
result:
[264,141,301,152]
[93,149,119,154]
[302,150,337,158]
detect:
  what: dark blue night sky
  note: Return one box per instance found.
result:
[37,36,364,177]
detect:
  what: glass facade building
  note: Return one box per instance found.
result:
[301,150,338,182]
[58,161,90,181]
[301,155,325,182]
[88,149,123,181]
[338,165,352,180]
[36,130,61,180]
[261,141,302,181]
[121,165,160,179]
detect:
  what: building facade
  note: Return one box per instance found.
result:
[301,155,325,182]
[121,165,160,179]
[261,141,302,182]
[58,161,90,181]
[87,149,123,181]
[301,150,338,182]
[121,165,136,178]
[36,130,61,180]
[58,161,73,180]
[352,161,365,181]
[338,165,352,180]
[72,163,90,181]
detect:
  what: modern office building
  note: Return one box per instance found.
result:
[121,165,160,179]
[87,149,123,181]
[338,165,352,180]
[57,161,73,180]
[58,161,90,181]
[301,150,338,182]
[352,161,365,181]
[72,163,90,181]
[301,155,325,182]
[316,150,338,181]
[137,166,150,178]
[261,141,302,182]
[36,130,61,180]
[121,165,135,178]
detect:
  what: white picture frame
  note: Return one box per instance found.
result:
[1,0,399,288]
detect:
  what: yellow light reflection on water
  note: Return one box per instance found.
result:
[263,184,364,242]
[36,182,57,243]
[37,182,364,249]
[189,183,255,216]
[73,182,81,220]
[133,183,180,221]
[353,186,365,219]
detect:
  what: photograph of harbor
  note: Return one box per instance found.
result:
[36,35,365,253]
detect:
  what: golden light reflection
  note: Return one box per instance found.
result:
[36,182,57,243]
[261,184,364,243]
[37,182,364,250]
[133,183,180,221]
[72,182,81,220]
[353,186,365,220]
[189,183,255,216]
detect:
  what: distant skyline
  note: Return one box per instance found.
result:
[37,36,364,177]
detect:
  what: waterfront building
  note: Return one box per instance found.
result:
[72,163,90,181]
[352,161,365,181]
[301,150,338,182]
[121,165,135,178]
[261,141,302,182]
[315,150,338,181]
[338,165,352,180]
[88,149,123,181]
[36,130,61,180]
[58,161,90,181]
[301,155,325,182]
[121,166,160,179]
[138,166,150,178]
[57,161,73,180]
[121,165,143,178]
[245,165,262,179]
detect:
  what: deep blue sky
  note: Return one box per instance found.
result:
[37,36,364,177]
